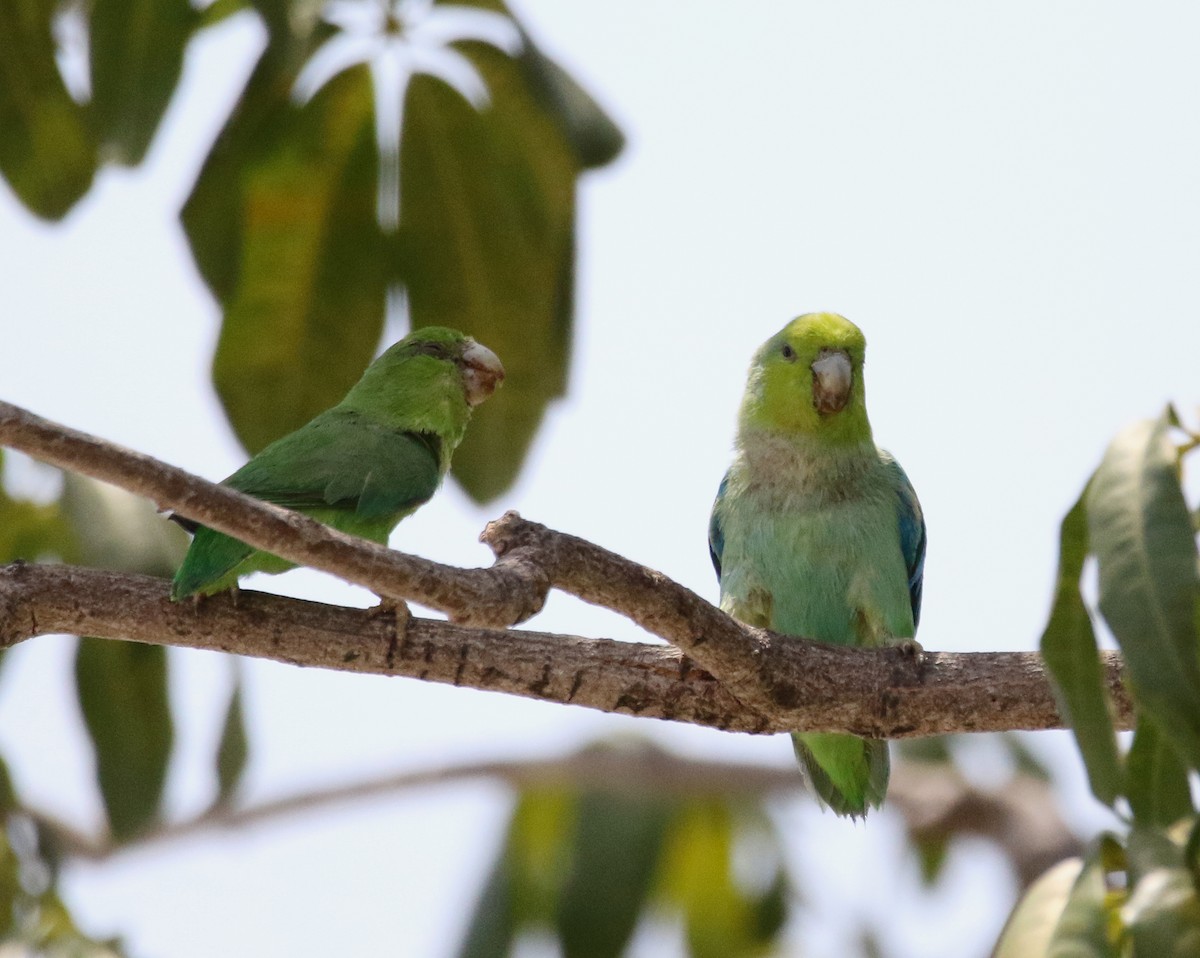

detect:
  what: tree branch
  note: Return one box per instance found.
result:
[0,399,1135,739]
[25,745,1080,890]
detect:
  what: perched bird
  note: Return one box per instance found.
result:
[171,327,504,600]
[708,313,925,817]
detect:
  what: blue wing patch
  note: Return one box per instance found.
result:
[708,469,730,581]
[879,451,926,630]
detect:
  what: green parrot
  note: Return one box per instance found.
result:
[171,326,504,600]
[708,313,925,818]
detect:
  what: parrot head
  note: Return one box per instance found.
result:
[342,326,505,423]
[739,312,870,444]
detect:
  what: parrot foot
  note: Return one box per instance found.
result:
[897,638,923,658]
[367,597,411,619]
[367,599,412,671]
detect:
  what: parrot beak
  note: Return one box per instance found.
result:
[461,340,505,406]
[811,349,852,415]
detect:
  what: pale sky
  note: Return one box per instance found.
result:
[2,2,1199,956]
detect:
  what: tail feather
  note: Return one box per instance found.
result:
[790,732,890,819]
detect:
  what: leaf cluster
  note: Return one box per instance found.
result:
[1,0,623,501]
[996,407,1200,956]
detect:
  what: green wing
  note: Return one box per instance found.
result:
[229,409,443,518]
[171,410,442,598]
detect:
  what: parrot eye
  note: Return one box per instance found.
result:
[780,343,797,362]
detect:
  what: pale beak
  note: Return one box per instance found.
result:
[811,349,852,415]
[461,340,505,406]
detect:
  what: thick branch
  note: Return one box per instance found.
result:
[0,399,1135,738]
[0,562,1130,738]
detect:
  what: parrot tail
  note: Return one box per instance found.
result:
[790,731,889,819]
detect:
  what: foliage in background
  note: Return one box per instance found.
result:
[994,407,1200,956]
[4,0,1200,953]
[0,0,623,503]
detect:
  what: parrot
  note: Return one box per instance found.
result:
[170,326,504,600]
[708,312,925,818]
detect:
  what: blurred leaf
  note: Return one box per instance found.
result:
[1040,489,1124,805]
[0,0,96,218]
[0,824,20,940]
[456,848,518,958]
[1087,408,1200,770]
[0,453,78,565]
[916,834,950,887]
[556,790,672,958]
[23,891,128,957]
[74,638,173,841]
[897,735,954,765]
[0,755,15,809]
[1127,716,1195,828]
[516,32,625,169]
[60,473,188,577]
[213,673,248,808]
[181,24,332,302]
[87,0,197,164]
[1186,819,1200,890]
[212,64,388,453]
[660,801,787,958]
[1042,834,1124,958]
[198,0,249,28]
[993,859,1092,958]
[1127,826,1188,884]
[1005,735,1053,783]
[400,40,579,502]
[1124,826,1200,956]
[506,788,575,924]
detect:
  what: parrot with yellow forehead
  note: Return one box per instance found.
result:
[708,312,925,817]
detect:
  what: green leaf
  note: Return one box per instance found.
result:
[659,801,789,958]
[211,64,388,453]
[400,40,579,502]
[0,0,96,218]
[0,754,15,810]
[1127,716,1195,828]
[1045,834,1124,958]
[0,823,20,940]
[897,734,954,764]
[1040,488,1124,805]
[998,868,1080,958]
[198,0,249,29]
[1124,826,1200,956]
[456,849,518,958]
[516,34,625,169]
[915,834,950,887]
[0,455,77,566]
[1087,408,1200,770]
[458,787,578,957]
[505,788,576,925]
[74,638,174,841]
[555,789,671,958]
[87,0,197,164]
[213,674,248,808]
[1003,733,1054,783]
[1186,818,1200,890]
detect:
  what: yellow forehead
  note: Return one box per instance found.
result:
[765,312,866,364]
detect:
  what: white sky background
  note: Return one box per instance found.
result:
[1,1,1199,956]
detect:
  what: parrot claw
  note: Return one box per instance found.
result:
[368,597,411,619]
